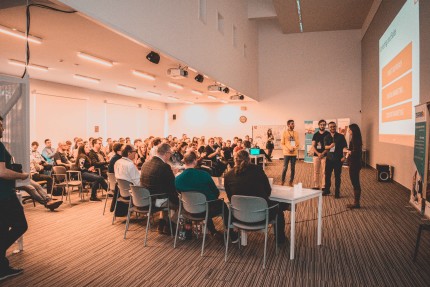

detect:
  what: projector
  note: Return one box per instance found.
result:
[167,68,188,79]
[208,84,230,93]
[230,94,245,100]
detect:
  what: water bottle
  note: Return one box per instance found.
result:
[178,214,186,240]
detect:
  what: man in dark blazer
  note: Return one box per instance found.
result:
[140,143,177,235]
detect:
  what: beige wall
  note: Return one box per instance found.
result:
[29,79,166,148]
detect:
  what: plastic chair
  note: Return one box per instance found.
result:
[225,195,278,269]
[103,172,116,215]
[413,223,430,261]
[124,186,173,246]
[112,179,132,224]
[52,166,83,206]
[174,192,225,256]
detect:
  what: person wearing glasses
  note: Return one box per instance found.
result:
[311,120,329,190]
[323,121,347,198]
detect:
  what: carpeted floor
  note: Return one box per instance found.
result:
[2,160,430,286]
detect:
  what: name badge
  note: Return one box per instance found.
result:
[330,145,335,152]
[290,140,296,146]
[317,143,322,149]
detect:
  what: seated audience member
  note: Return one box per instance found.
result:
[213,137,223,150]
[104,138,113,154]
[224,150,289,244]
[16,180,62,211]
[88,137,94,148]
[231,137,239,150]
[243,135,252,149]
[171,142,187,165]
[140,143,177,235]
[76,144,107,202]
[119,137,126,145]
[133,139,142,150]
[88,138,108,178]
[114,144,140,188]
[135,142,147,170]
[149,137,162,159]
[65,140,75,162]
[53,142,74,169]
[233,138,244,154]
[41,138,55,164]
[175,152,235,239]
[125,137,131,145]
[222,139,234,168]
[72,138,83,160]
[108,143,123,173]
[204,138,227,176]
[30,142,53,192]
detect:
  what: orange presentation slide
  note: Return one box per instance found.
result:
[382,101,412,123]
[382,71,412,108]
[382,42,412,87]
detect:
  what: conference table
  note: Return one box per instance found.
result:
[214,178,323,260]
[249,154,265,169]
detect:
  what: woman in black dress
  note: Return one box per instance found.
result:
[344,123,363,208]
[266,129,275,159]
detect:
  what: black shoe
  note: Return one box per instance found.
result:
[230,231,239,243]
[0,267,23,281]
[90,197,102,202]
[46,201,63,211]
[322,191,330,196]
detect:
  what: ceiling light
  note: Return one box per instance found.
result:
[8,59,48,71]
[0,24,42,44]
[184,101,194,104]
[195,74,204,83]
[222,87,230,94]
[132,70,155,80]
[73,74,100,84]
[168,96,179,101]
[296,0,303,32]
[208,95,217,100]
[221,100,228,104]
[188,67,198,73]
[146,91,161,97]
[168,82,183,90]
[146,51,160,64]
[117,84,136,91]
[191,90,203,96]
[78,52,113,67]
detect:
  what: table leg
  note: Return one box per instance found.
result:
[290,203,295,260]
[317,194,322,245]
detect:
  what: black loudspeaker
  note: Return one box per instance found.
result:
[173,114,176,120]
[376,164,393,182]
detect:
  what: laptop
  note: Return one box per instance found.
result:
[249,148,260,155]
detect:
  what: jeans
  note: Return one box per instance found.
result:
[31,173,53,195]
[313,156,326,188]
[82,172,108,197]
[0,195,28,272]
[282,156,297,182]
[324,159,343,195]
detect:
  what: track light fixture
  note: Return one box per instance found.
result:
[146,51,160,64]
[195,74,204,83]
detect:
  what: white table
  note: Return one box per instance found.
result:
[269,185,322,260]
[250,154,265,169]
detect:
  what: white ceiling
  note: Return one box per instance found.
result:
[0,3,246,104]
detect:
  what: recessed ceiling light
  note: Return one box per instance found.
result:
[208,95,217,100]
[117,84,136,91]
[191,90,203,96]
[0,24,42,44]
[184,101,194,104]
[77,52,113,67]
[132,70,155,80]
[146,91,161,97]
[73,74,100,84]
[168,82,183,90]
[8,59,48,71]
[203,74,209,79]
[168,96,179,101]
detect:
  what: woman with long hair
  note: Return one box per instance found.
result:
[266,128,275,159]
[75,144,108,202]
[136,142,147,169]
[344,123,363,208]
[223,150,288,244]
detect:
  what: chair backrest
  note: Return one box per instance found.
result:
[180,192,207,214]
[130,186,150,208]
[117,179,132,197]
[231,195,268,223]
[107,173,117,192]
[52,166,67,182]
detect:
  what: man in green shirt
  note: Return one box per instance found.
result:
[175,152,234,240]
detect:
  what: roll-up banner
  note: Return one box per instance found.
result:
[411,103,430,218]
[304,120,315,163]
